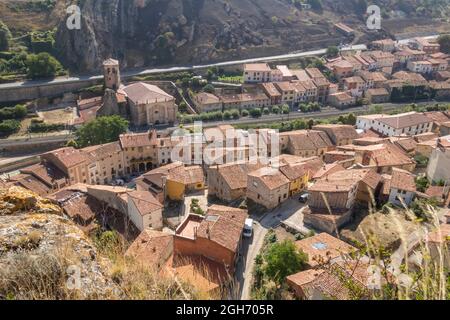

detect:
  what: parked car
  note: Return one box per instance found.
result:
[243,218,254,238]
[115,179,125,186]
[299,193,309,203]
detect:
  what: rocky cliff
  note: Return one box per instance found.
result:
[0,186,197,300]
[2,0,447,72]
[54,0,365,71]
[0,187,118,299]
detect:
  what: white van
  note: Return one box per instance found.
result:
[243,218,254,238]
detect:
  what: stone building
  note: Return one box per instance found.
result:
[103,58,121,90]
[121,82,177,126]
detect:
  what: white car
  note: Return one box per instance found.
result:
[115,179,125,186]
[243,218,254,238]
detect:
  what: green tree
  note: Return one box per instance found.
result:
[271,106,280,114]
[231,109,240,119]
[438,35,450,54]
[223,110,232,120]
[264,240,308,285]
[281,104,290,114]
[75,115,129,148]
[249,108,262,118]
[415,176,430,193]
[178,101,188,113]
[326,46,339,58]
[25,52,63,79]
[203,84,215,94]
[0,119,20,136]
[241,109,249,117]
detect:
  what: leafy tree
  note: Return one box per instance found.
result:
[264,240,308,285]
[75,115,129,148]
[203,84,215,94]
[223,110,232,120]
[326,46,339,58]
[271,106,280,114]
[231,109,240,119]
[178,101,188,113]
[281,104,290,114]
[25,52,63,79]
[415,176,430,193]
[249,108,262,118]
[0,119,20,136]
[241,109,249,117]
[438,35,450,54]
[0,104,28,121]
[263,108,270,115]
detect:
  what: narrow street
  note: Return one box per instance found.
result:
[236,198,309,300]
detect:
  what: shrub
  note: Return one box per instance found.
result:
[0,119,20,136]
[263,240,308,285]
[0,104,28,121]
[281,105,290,114]
[202,84,215,94]
[231,109,240,119]
[241,109,249,117]
[249,108,262,118]
[271,106,280,114]
[28,122,65,133]
[223,110,232,120]
[75,115,129,148]
[26,52,63,79]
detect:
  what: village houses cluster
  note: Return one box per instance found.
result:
[1,36,450,299]
[2,104,450,297]
[191,37,450,113]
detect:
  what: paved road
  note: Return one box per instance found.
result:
[0,34,439,91]
[182,100,441,130]
[0,44,369,90]
[236,198,309,300]
[0,132,73,148]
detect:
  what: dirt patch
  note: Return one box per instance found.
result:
[38,108,75,125]
[340,211,421,252]
[274,226,297,242]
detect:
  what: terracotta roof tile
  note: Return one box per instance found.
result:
[122,82,174,105]
[295,233,357,267]
[248,167,290,190]
[126,229,173,270]
[196,205,247,253]
[390,168,416,192]
[128,190,163,216]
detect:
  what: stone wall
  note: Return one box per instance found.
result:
[0,79,100,103]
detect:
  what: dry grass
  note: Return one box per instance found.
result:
[318,187,449,300]
[0,244,98,300]
[38,108,75,125]
[92,230,202,300]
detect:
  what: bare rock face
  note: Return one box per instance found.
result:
[0,186,62,216]
[0,187,118,300]
[55,0,363,72]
